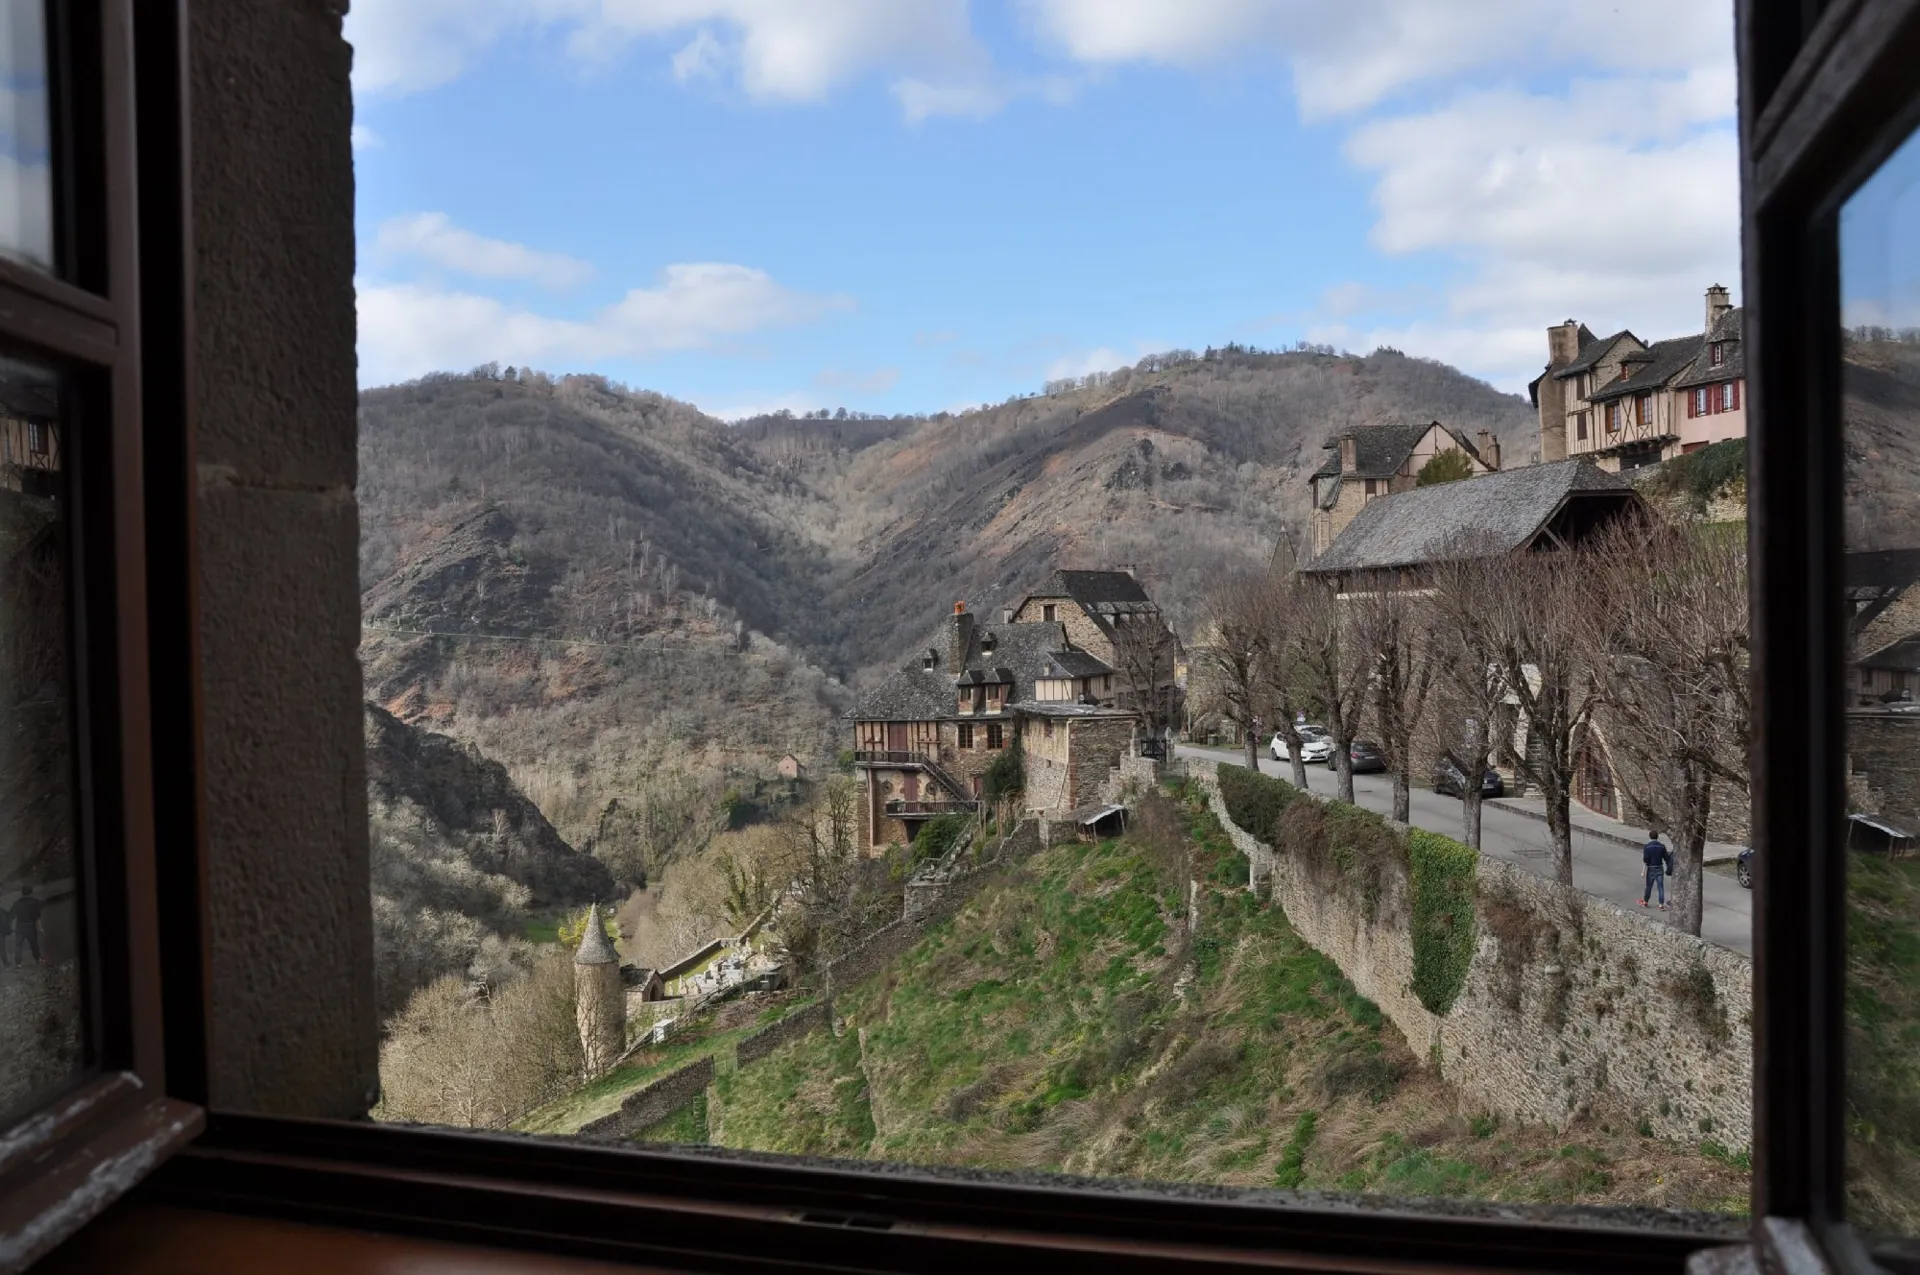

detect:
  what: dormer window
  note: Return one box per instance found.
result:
[1710,342,1725,367]
[1042,604,1056,623]
[981,633,996,654]
[923,650,937,670]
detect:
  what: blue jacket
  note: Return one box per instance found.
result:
[1643,840,1674,872]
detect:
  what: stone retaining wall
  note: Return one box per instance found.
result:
[577,1054,715,1139]
[736,1001,832,1068]
[1185,759,1752,1151]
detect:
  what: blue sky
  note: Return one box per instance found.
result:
[347,1,1741,417]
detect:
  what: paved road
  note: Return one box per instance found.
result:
[1176,744,1753,955]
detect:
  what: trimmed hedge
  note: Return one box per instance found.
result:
[1216,764,1298,843]
[1408,829,1480,1015]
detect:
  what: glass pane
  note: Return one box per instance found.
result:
[0,351,81,1119]
[352,8,1752,1229]
[0,0,52,272]
[1841,125,1920,1239]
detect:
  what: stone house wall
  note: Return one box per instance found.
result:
[1849,712,1920,836]
[1067,718,1137,810]
[1186,759,1753,1151]
[1011,596,1113,665]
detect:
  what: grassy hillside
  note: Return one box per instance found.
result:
[706,787,1748,1212]
[1847,851,1920,1236]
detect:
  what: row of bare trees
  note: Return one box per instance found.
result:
[1190,512,1748,935]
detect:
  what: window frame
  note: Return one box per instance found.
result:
[39,0,1920,1272]
[0,1,204,1267]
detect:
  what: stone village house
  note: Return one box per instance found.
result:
[1530,285,1747,473]
[1307,420,1503,555]
[848,570,1180,851]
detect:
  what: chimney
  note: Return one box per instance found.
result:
[1338,433,1357,473]
[1705,283,1732,333]
[948,602,974,674]
[1547,319,1581,368]
[1476,429,1501,470]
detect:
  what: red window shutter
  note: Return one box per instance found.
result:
[1732,380,1741,409]
[1686,391,1695,419]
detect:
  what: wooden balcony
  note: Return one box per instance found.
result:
[853,749,933,767]
[884,799,980,818]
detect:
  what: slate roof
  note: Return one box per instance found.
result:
[1588,335,1707,402]
[1302,459,1636,575]
[1554,329,1637,379]
[1010,700,1136,718]
[1672,308,1746,388]
[1859,632,1920,671]
[1027,569,1151,607]
[1042,649,1113,679]
[574,902,618,966]
[1310,421,1436,481]
[852,617,1093,719]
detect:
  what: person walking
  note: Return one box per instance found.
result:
[1640,832,1674,911]
[12,885,44,965]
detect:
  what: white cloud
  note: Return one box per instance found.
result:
[701,392,824,421]
[891,71,1080,123]
[1044,347,1128,381]
[355,263,853,386]
[672,29,729,82]
[1023,0,1732,119]
[350,125,382,151]
[375,213,596,288]
[815,365,901,394]
[345,0,531,95]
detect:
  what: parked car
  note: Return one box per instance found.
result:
[1271,727,1333,764]
[1432,757,1504,798]
[1736,846,1754,889]
[1335,739,1387,773]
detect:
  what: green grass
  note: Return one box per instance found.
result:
[513,1010,775,1135]
[1846,852,1920,1235]
[711,1024,874,1157]
[633,1093,708,1145]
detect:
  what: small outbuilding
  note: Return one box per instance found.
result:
[777,752,804,780]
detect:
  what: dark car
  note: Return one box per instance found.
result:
[1432,757,1504,798]
[1736,846,1754,889]
[1332,739,1387,774]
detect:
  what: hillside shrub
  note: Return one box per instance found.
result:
[1275,798,1406,923]
[912,813,972,868]
[1407,829,1480,1015]
[1650,438,1746,513]
[983,739,1025,802]
[1216,764,1296,842]
[1416,449,1474,487]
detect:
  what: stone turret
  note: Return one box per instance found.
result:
[573,902,625,1075]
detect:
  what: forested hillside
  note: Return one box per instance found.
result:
[356,345,1535,923]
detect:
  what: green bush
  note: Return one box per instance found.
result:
[1216,764,1296,842]
[1407,829,1479,1014]
[1416,449,1474,487]
[913,813,973,867]
[984,739,1025,801]
[1651,437,1745,512]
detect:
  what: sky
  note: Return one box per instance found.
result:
[346,0,1742,418]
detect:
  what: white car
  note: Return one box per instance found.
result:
[1271,727,1333,764]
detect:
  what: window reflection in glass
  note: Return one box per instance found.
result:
[0,0,52,272]
[1840,124,1920,1238]
[0,352,80,1119]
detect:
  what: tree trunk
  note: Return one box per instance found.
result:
[1675,770,1710,936]
[1545,783,1574,887]
[1291,752,1310,790]
[1245,728,1260,773]
[1392,766,1411,824]
[1461,784,1483,849]
[1334,749,1355,805]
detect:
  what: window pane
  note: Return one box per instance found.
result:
[1841,123,1920,1240]
[0,0,52,272]
[0,352,82,1119]
[350,6,1751,1228]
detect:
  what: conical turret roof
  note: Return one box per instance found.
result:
[573,902,618,965]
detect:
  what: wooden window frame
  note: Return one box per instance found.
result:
[25,1,1920,1272]
[0,1,204,1268]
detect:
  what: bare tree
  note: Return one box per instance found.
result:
[1289,577,1370,803]
[1424,546,1517,849]
[1112,610,1186,754]
[1581,513,1750,935]
[771,776,893,999]
[1481,550,1603,888]
[1347,570,1435,823]
[1193,570,1272,772]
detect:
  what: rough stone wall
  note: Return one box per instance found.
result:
[1185,759,1752,1150]
[577,1054,715,1139]
[1098,753,1164,807]
[191,0,376,1115]
[1849,712,1920,835]
[735,1001,832,1068]
[1023,721,1072,814]
[1068,718,1137,809]
[1010,597,1113,665]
